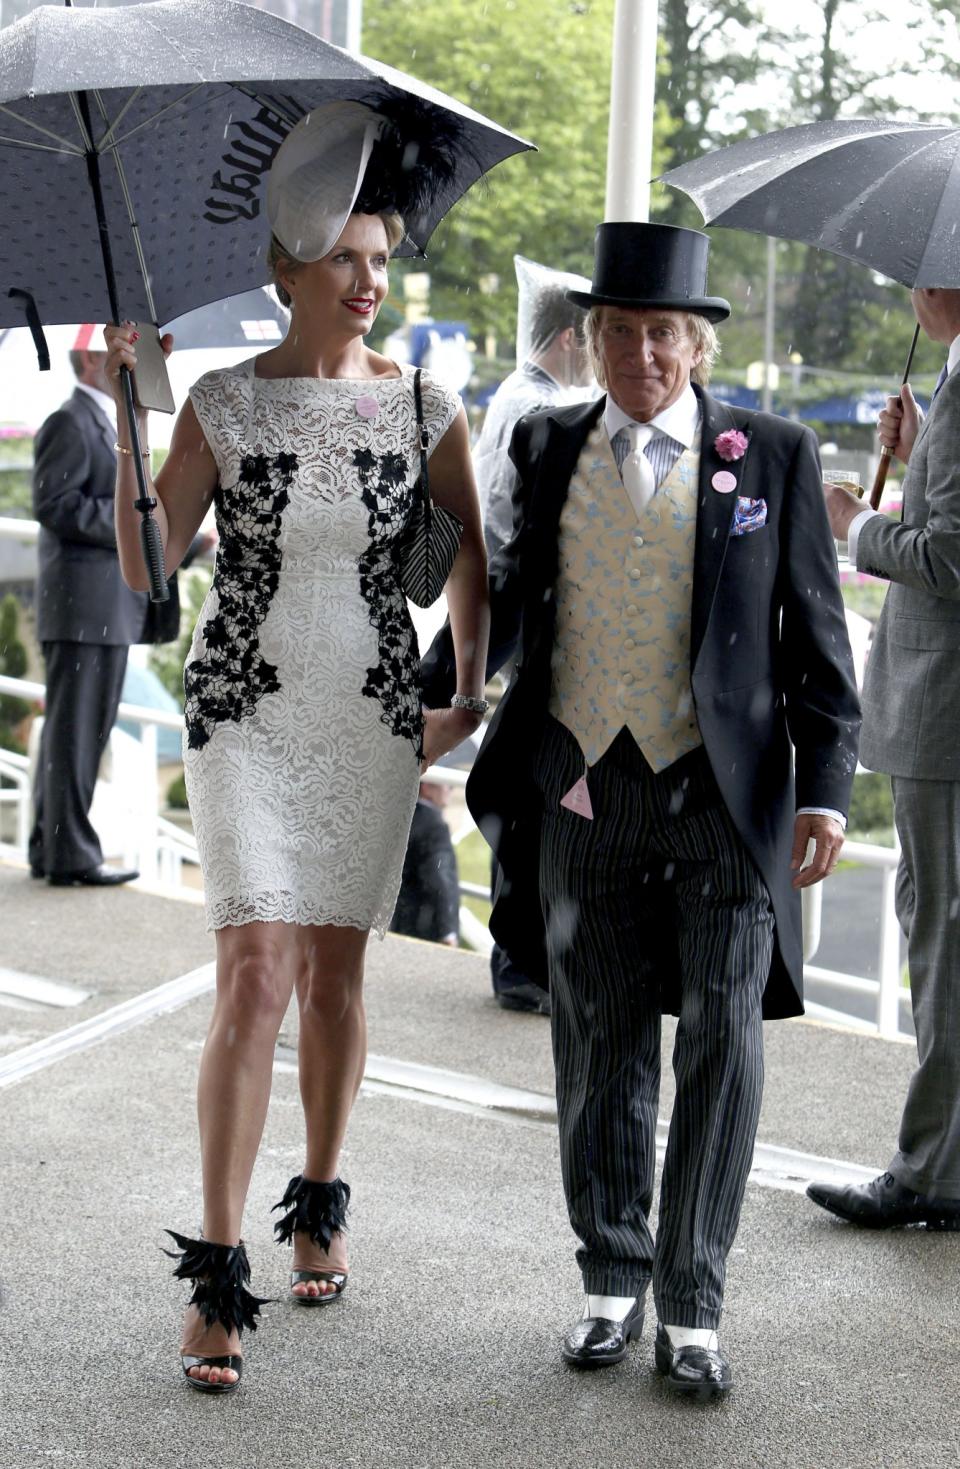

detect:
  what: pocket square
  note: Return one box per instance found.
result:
[730,496,767,536]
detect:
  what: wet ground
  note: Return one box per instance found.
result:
[0,861,954,1469]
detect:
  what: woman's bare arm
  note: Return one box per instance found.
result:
[105,325,218,591]
[421,406,490,767]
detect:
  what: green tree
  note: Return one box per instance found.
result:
[654,0,960,383]
[363,0,674,346]
[0,594,31,754]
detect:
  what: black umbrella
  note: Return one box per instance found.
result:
[0,0,534,596]
[660,119,960,505]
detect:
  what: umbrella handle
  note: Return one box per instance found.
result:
[869,447,893,511]
[870,323,921,511]
[120,367,169,604]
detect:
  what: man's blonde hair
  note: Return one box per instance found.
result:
[585,306,720,389]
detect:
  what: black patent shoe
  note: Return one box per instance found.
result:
[273,1174,350,1307]
[654,1324,731,1399]
[806,1171,960,1230]
[561,1297,643,1368]
[165,1232,269,1394]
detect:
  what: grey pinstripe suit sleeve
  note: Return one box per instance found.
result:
[856,371,960,599]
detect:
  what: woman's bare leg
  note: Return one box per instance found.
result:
[288,923,369,1298]
[181,922,298,1383]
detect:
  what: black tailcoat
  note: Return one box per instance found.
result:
[421,387,861,1018]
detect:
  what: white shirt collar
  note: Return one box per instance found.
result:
[947,332,960,378]
[76,380,117,430]
[604,383,700,447]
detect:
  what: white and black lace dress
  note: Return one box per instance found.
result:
[183,358,460,934]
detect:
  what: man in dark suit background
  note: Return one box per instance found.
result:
[422,223,860,1396]
[390,778,461,947]
[809,287,960,1232]
[28,331,179,885]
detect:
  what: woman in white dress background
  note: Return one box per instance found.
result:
[105,102,489,1395]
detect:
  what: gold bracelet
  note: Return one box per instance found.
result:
[114,442,151,457]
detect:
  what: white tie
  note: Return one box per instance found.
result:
[621,423,656,517]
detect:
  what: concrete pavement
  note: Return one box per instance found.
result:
[0,863,955,1469]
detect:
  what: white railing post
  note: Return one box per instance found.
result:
[605,0,659,223]
[136,721,160,885]
[876,839,903,1038]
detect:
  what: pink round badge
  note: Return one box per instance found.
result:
[355,395,380,419]
[712,470,737,493]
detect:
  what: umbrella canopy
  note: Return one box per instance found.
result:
[659,119,960,289]
[0,0,534,331]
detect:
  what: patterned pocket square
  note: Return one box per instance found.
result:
[730,496,767,536]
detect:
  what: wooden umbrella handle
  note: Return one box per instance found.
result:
[869,446,893,510]
[869,323,920,512]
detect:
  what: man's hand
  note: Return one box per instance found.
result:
[790,813,845,888]
[877,382,921,466]
[823,480,865,542]
[421,704,483,772]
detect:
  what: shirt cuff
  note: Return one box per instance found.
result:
[797,806,846,830]
[846,507,878,565]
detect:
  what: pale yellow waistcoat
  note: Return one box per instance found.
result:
[548,420,703,772]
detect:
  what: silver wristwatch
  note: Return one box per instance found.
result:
[450,693,489,716]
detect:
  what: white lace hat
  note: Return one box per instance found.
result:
[266,101,387,263]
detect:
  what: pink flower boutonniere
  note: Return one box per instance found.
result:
[714,429,749,462]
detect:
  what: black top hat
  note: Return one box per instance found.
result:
[567,222,730,323]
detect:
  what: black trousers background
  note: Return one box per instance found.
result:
[536,718,774,1329]
[29,641,129,877]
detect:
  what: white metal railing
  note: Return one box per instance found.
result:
[803,834,903,1038]
[0,668,905,1036]
[0,515,38,543]
[0,672,200,886]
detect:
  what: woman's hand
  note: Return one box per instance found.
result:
[102,322,173,419]
[421,705,484,772]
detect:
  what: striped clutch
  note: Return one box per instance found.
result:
[395,368,464,608]
[396,498,464,608]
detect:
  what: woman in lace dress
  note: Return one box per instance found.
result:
[106,107,488,1395]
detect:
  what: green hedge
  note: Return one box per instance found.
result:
[847,771,894,840]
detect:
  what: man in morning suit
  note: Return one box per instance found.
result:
[421,222,861,1396]
[28,334,171,885]
[810,287,960,1232]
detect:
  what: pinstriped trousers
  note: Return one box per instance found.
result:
[536,718,773,1329]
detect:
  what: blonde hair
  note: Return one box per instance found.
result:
[268,211,405,309]
[585,306,720,388]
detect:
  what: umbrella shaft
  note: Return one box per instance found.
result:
[77,90,122,325]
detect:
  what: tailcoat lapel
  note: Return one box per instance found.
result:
[691,388,752,671]
[532,397,605,533]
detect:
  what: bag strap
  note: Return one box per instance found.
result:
[413,367,431,536]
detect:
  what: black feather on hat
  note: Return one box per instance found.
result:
[356,95,480,238]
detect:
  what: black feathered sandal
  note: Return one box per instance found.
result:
[164,1231,269,1393]
[272,1174,350,1308]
